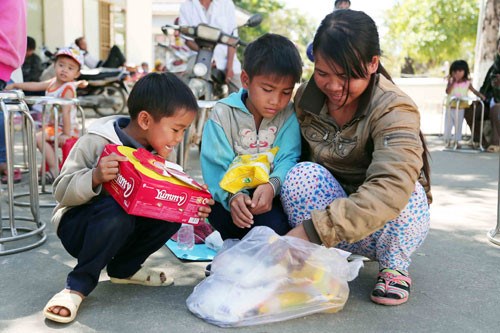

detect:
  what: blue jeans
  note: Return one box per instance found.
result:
[57,196,180,296]
[208,198,291,240]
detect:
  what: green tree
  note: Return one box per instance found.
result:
[383,0,480,75]
[234,0,316,79]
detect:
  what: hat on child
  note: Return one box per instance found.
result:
[55,48,84,68]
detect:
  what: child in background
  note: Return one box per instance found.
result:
[43,72,214,324]
[6,47,86,183]
[444,60,485,147]
[200,33,303,240]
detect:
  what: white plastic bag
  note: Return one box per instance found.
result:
[186,227,363,327]
[204,230,224,251]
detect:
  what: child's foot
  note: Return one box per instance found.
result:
[0,166,22,184]
[109,266,174,286]
[43,289,84,323]
[370,268,411,306]
[38,170,56,185]
[487,145,500,153]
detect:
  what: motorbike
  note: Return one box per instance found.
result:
[161,13,263,169]
[77,67,129,116]
[156,41,192,74]
[39,47,129,117]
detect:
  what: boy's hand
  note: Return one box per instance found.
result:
[5,83,15,90]
[230,193,254,229]
[58,134,70,146]
[197,184,214,218]
[92,153,128,187]
[250,183,274,215]
[77,80,89,89]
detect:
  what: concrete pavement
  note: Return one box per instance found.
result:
[1,115,499,332]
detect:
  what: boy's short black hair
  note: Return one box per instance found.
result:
[334,0,351,8]
[243,33,303,83]
[27,36,36,51]
[127,72,198,120]
[74,37,84,48]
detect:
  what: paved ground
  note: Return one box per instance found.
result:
[1,108,499,332]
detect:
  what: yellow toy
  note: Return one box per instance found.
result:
[219,147,279,194]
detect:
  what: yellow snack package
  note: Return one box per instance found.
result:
[219,147,279,194]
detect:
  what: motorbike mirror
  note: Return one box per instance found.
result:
[245,14,263,28]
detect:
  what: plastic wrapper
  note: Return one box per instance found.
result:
[219,147,279,194]
[186,227,363,327]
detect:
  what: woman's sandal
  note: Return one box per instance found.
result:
[109,266,174,287]
[370,268,411,306]
[43,289,84,324]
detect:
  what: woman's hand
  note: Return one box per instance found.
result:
[230,193,254,229]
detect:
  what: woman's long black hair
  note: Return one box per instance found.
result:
[312,10,431,189]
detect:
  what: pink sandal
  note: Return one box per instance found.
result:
[370,268,411,306]
[1,168,22,184]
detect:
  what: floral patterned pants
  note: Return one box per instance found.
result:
[281,162,430,272]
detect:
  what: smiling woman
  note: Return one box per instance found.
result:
[281,9,432,307]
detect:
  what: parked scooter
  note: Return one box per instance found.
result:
[156,41,192,74]
[161,13,263,168]
[77,67,129,116]
[39,47,129,116]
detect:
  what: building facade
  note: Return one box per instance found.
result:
[27,0,248,69]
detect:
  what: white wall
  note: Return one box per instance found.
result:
[126,0,153,66]
[43,0,84,50]
[83,0,100,58]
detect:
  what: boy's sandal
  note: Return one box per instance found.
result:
[204,263,212,277]
[1,168,22,184]
[370,268,411,306]
[109,266,174,287]
[43,290,84,324]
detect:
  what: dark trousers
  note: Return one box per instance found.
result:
[208,197,290,240]
[464,101,490,145]
[57,196,180,296]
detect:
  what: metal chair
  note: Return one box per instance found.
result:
[487,151,500,246]
[443,96,485,153]
[0,90,45,255]
[14,96,86,208]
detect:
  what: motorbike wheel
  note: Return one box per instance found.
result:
[94,84,127,116]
